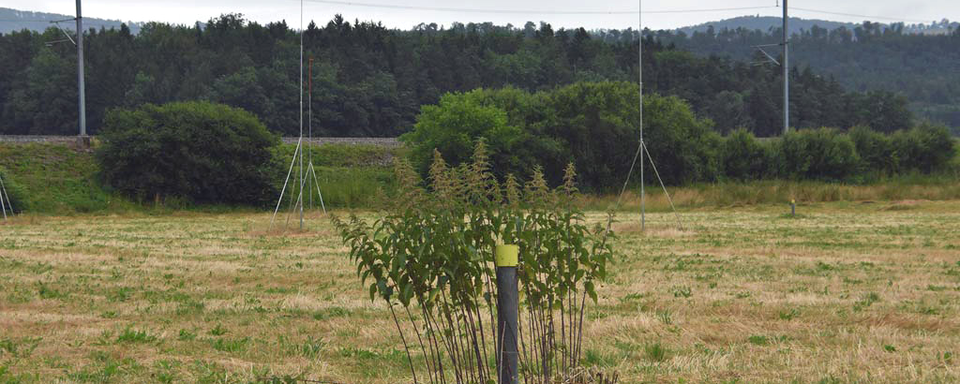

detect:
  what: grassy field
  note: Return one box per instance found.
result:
[2,201,959,383]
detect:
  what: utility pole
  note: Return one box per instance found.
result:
[782,0,789,135]
[76,0,87,144]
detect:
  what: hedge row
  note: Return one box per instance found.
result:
[724,125,957,182]
[401,82,958,190]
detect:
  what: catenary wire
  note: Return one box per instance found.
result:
[299,0,776,15]
[791,7,936,24]
[2,5,943,24]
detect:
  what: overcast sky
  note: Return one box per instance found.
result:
[6,0,957,30]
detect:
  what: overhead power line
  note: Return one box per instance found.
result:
[303,0,635,14]
[1,4,941,25]
[791,7,935,24]
[301,0,775,15]
[645,6,776,15]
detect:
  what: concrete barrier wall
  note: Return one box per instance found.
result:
[0,135,81,144]
[0,135,402,147]
[279,137,402,147]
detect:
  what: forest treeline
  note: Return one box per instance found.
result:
[648,22,960,129]
[0,14,922,137]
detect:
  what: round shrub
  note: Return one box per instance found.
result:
[775,128,860,181]
[95,101,280,205]
[849,125,896,175]
[721,128,771,181]
[402,81,720,191]
[641,93,722,185]
[891,123,956,174]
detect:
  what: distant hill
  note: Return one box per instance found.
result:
[678,16,855,36]
[0,7,142,35]
[677,15,958,36]
[660,18,960,130]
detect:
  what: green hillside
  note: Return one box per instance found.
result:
[0,142,400,215]
[0,143,131,214]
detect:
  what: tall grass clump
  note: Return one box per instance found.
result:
[269,143,397,209]
[332,140,615,383]
[312,166,394,208]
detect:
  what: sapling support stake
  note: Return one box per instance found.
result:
[496,245,519,384]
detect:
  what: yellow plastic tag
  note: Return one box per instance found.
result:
[495,245,518,267]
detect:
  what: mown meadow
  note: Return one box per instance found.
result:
[2,201,959,383]
[2,138,959,383]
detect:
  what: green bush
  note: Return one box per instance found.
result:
[96,101,280,206]
[641,93,722,185]
[401,88,531,180]
[720,129,771,181]
[890,123,956,174]
[402,81,718,191]
[547,82,642,188]
[849,125,896,175]
[775,128,860,181]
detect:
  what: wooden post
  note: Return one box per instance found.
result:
[495,244,519,384]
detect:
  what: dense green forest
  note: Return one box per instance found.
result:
[651,23,960,130]
[0,14,922,137]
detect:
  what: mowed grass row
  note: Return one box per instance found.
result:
[1,202,960,383]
